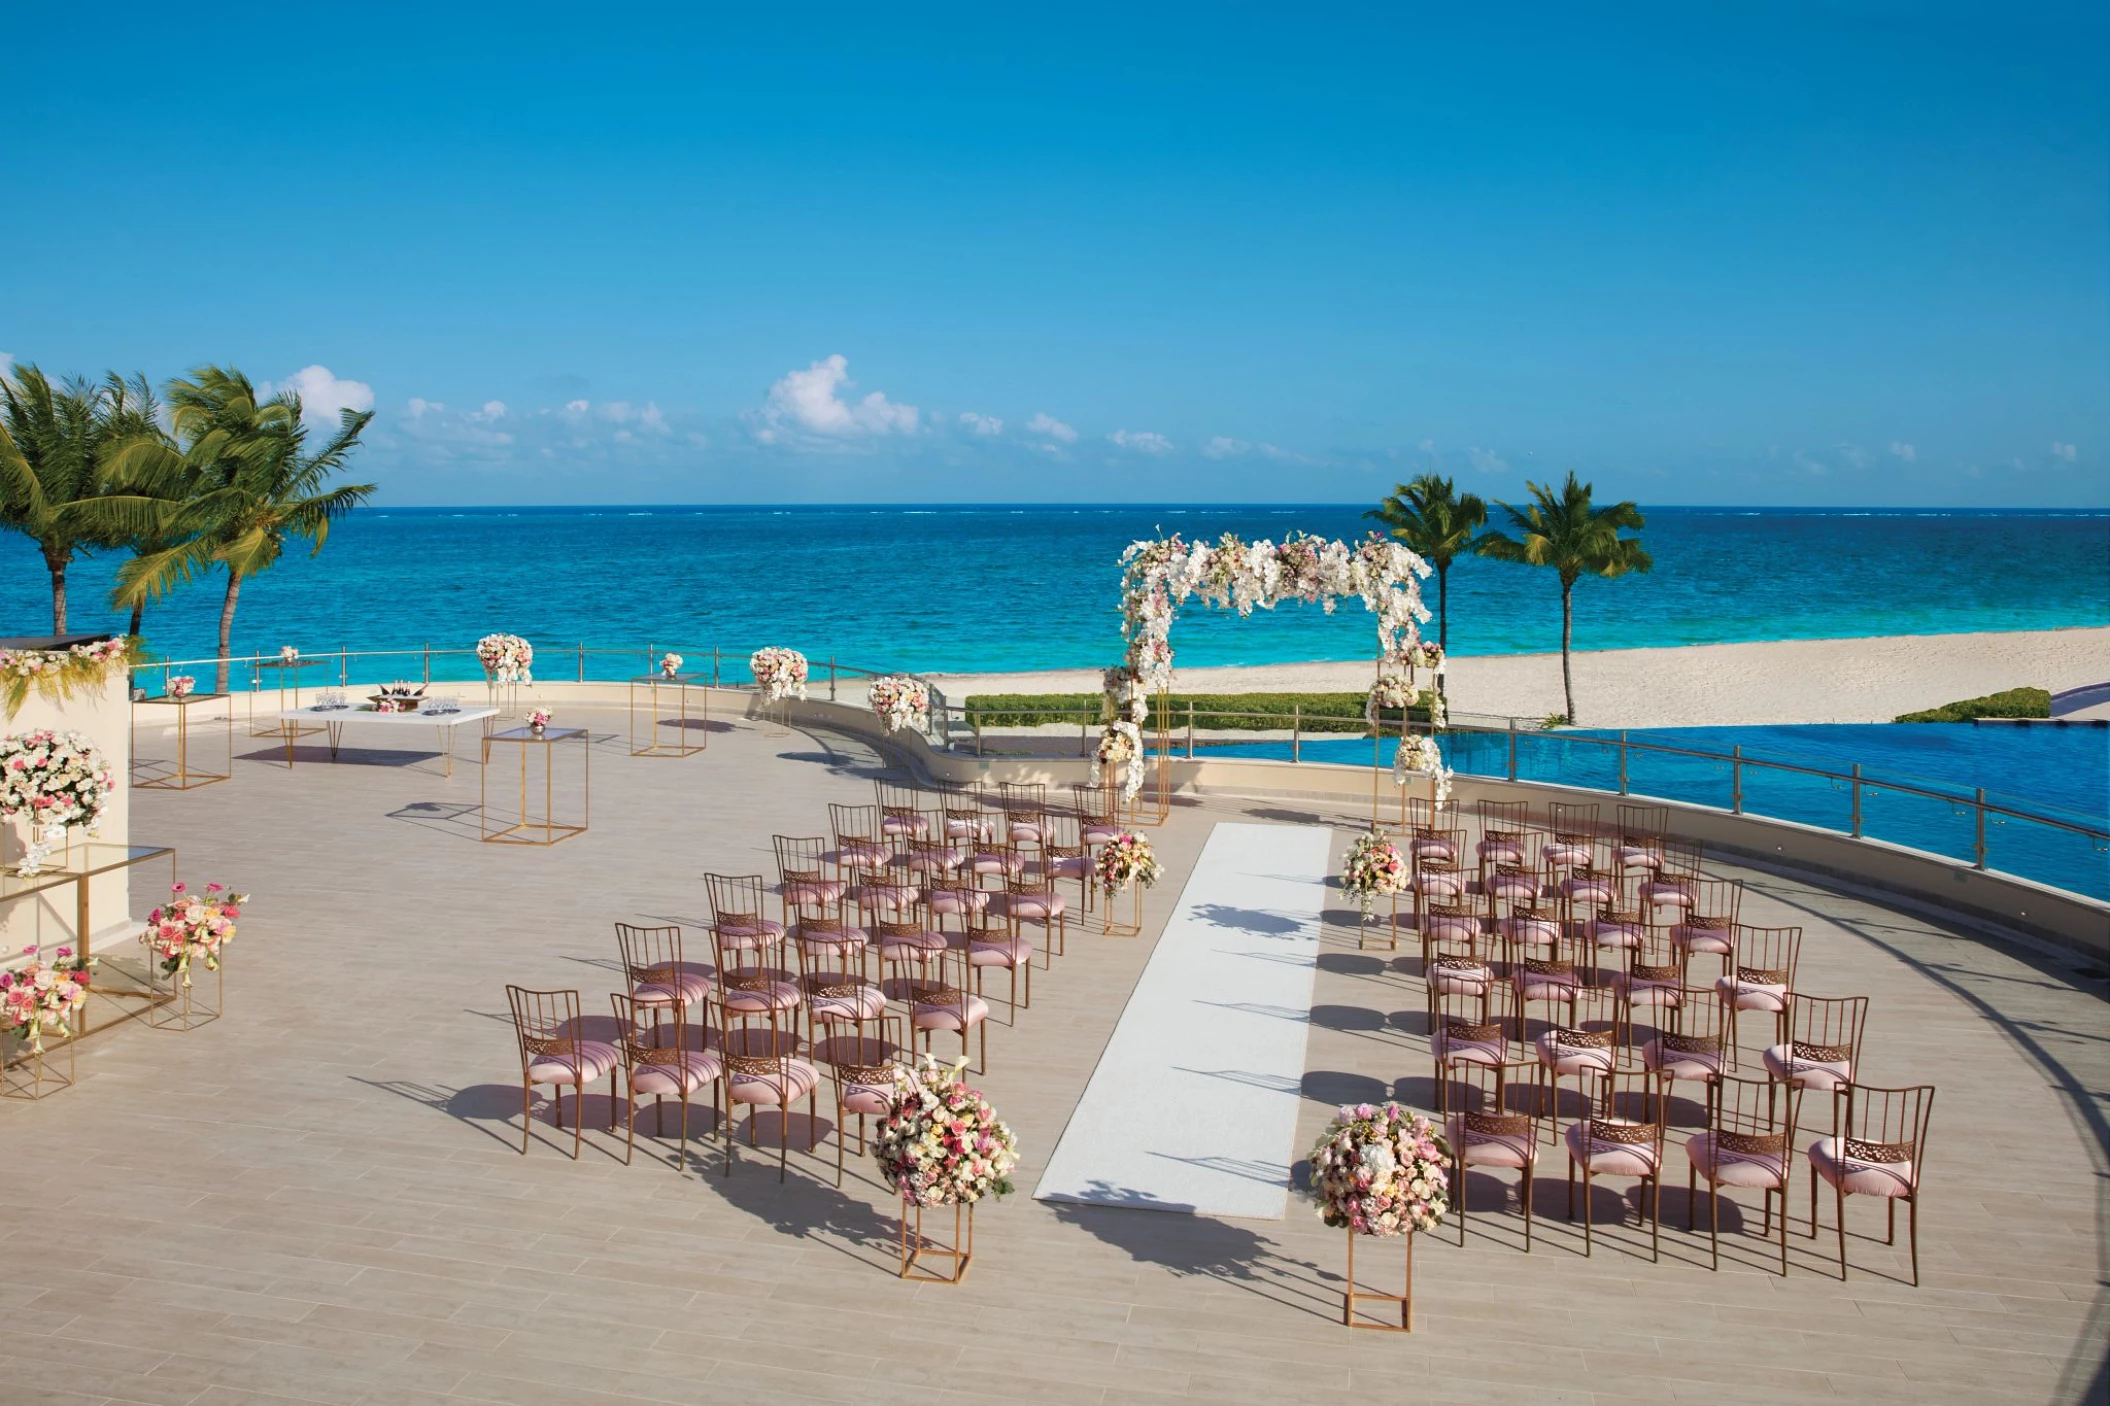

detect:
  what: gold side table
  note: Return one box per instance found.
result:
[628,674,707,758]
[481,726,589,845]
[251,658,329,739]
[132,693,232,790]
[0,842,179,1045]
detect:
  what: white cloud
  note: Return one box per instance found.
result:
[1837,443,1871,469]
[751,354,918,444]
[959,412,1003,436]
[1258,443,1314,465]
[2051,441,2078,461]
[1417,438,1436,454]
[1025,412,1077,443]
[1202,436,1249,459]
[1888,441,1916,462]
[263,365,375,427]
[480,400,507,420]
[1793,450,1828,476]
[563,399,590,415]
[1108,429,1174,455]
[1466,446,1508,473]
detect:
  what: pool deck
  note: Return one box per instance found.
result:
[4,703,2105,1406]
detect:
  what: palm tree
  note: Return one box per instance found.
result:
[1476,471,1651,725]
[1364,473,1487,651]
[0,366,163,633]
[113,366,376,694]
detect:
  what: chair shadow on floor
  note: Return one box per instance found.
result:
[1048,1182,1340,1319]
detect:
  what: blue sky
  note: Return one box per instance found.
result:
[3,2,2105,507]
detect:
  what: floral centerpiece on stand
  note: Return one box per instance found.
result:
[1,946,93,1055]
[1307,1102,1452,1237]
[1096,721,1145,803]
[475,634,534,685]
[867,675,931,735]
[875,1054,1020,1206]
[1393,734,1453,808]
[278,645,300,664]
[750,647,808,702]
[1340,831,1408,919]
[168,675,195,699]
[1095,831,1162,894]
[1404,642,1444,676]
[659,652,683,679]
[0,729,115,874]
[140,882,246,988]
[527,708,553,733]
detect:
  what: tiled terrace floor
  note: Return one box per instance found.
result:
[4,704,2104,1406]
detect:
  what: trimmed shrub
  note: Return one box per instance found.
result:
[1894,687,2050,723]
[961,691,1430,733]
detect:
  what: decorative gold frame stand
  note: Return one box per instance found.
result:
[1342,1228,1414,1331]
[133,693,233,790]
[252,658,328,739]
[1356,888,1403,953]
[899,1199,973,1283]
[1,1028,75,1100]
[1101,880,1142,937]
[759,694,792,738]
[629,673,707,757]
[1145,687,1172,826]
[481,726,591,845]
[146,957,223,1031]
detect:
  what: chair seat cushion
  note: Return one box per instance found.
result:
[1561,877,1616,903]
[1487,873,1540,901]
[528,1040,619,1084]
[797,928,869,959]
[838,1085,895,1117]
[1514,967,1579,1001]
[1544,843,1592,866]
[1685,1130,1788,1189]
[1640,881,1693,907]
[628,1049,723,1097]
[1431,958,1493,995]
[1717,974,1789,1012]
[1761,1043,1852,1090]
[1007,821,1044,843]
[783,878,847,905]
[968,853,1025,877]
[1009,891,1066,920]
[633,970,713,1007]
[1448,1113,1537,1170]
[1809,1137,1915,1198]
[1673,923,1733,956]
[1501,916,1561,948]
[1642,1037,1724,1082]
[714,919,786,949]
[1565,1119,1661,1176]
[804,977,887,1021]
[1589,918,1645,949]
[1432,1024,1507,1067]
[831,843,888,870]
[1048,855,1091,879]
[728,1058,820,1103]
[969,935,1034,967]
[925,887,992,915]
[1412,839,1458,862]
[1415,871,1467,898]
[1477,839,1526,865]
[1082,823,1124,845]
[878,929,948,958]
[881,814,930,836]
[1535,1030,1616,1075]
[912,992,991,1031]
[1614,845,1662,870]
[722,979,802,1013]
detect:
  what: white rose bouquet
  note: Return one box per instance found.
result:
[475,634,534,684]
[867,675,931,735]
[0,729,115,873]
[750,647,808,702]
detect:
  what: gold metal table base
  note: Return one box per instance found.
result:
[133,694,233,791]
[1342,1227,1414,1331]
[0,846,181,1048]
[629,674,708,758]
[481,726,590,845]
[899,1199,973,1283]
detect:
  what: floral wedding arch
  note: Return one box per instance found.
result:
[1101,532,1449,810]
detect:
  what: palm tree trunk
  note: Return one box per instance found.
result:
[1561,574,1578,722]
[215,571,242,696]
[1437,564,1450,652]
[128,599,145,640]
[44,547,69,635]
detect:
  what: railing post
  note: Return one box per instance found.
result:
[974,715,984,757]
[339,648,348,688]
[829,657,837,703]
[1974,788,1988,869]
[713,647,721,688]
[1731,745,1744,814]
[577,643,584,683]
[1187,699,1195,759]
[1507,718,1518,781]
[1292,704,1301,763]
[1618,732,1629,795]
[423,643,430,685]
[1851,763,1863,838]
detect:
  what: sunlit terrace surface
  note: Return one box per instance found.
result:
[6,699,2105,1406]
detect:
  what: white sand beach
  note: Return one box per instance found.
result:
[930,626,2110,728]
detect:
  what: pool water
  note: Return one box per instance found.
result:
[1188,723,2110,899]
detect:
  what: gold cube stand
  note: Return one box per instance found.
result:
[481,726,590,845]
[1356,888,1405,952]
[1101,881,1142,937]
[146,958,223,1031]
[0,1029,75,1100]
[899,1199,973,1283]
[1342,1228,1415,1331]
[252,658,328,739]
[132,693,233,790]
[628,674,707,758]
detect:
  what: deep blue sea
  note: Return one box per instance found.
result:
[3,504,2103,674]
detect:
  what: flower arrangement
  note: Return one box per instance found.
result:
[659,652,683,679]
[1366,673,1415,714]
[527,707,553,732]
[1118,532,1431,691]
[1095,831,1162,894]
[0,636,136,716]
[750,646,809,702]
[1,946,93,1054]
[1095,720,1146,803]
[1340,831,1408,918]
[1306,1102,1452,1237]
[0,729,115,874]
[140,882,246,987]
[369,681,424,713]
[1393,734,1453,807]
[168,675,195,699]
[475,633,534,684]
[874,1054,1020,1207]
[1405,642,1444,674]
[278,645,300,664]
[867,674,931,735]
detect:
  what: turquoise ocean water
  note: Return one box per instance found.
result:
[4,504,2103,674]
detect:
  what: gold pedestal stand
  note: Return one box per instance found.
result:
[147,958,223,1031]
[252,658,328,739]
[899,1199,973,1283]
[1,1030,75,1100]
[628,674,707,757]
[1342,1228,1414,1331]
[1101,881,1142,937]
[758,694,792,738]
[1144,687,1171,826]
[1356,889,1403,952]
[481,726,591,845]
[133,693,233,790]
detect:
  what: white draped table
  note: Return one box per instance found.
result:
[276,704,499,778]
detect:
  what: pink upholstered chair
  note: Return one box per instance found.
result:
[1611,921,1686,1048]
[1072,781,1124,849]
[965,905,1034,1021]
[1540,803,1601,877]
[1509,956,1583,1049]
[875,779,932,844]
[707,876,802,1028]
[827,803,892,886]
[1041,813,1096,917]
[908,940,990,1074]
[506,985,618,1160]
[1497,902,1564,972]
[1421,903,1493,1022]
[1612,804,1669,897]
[1431,986,1513,1088]
[773,833,846,930]
[717,996,820,1181]
[1481,836,1543,923]
[1637,837,1704,919]
[936,782,995,842]
[1442,1059,1542,1251]
[818,1032,907,1188]
[1555,860,1620,930]
[1641,983,1729,1126]
[794,914,885,1045]
[923,881,992,940]
[1717,924,1801,1062]
[1410,849,1470,916]
[1668,878,1744,979]
[609,991,722,1171]
[1474,799,1534,867]
[614,922,712,1033]
[1809,1082,1935,1284]
[706,871,788,960]
[1407,817,1464,870]
[964,832,1026,892]
[1530,986,1623,1149]
[1583,902,1648,988]
[1762,993,1869,1134]
[1564,1068,1667,1260]
[1685,1072,1797,1274]
[998,782,1049,854]
[873,915,949,1007]
[1006,870,1068,964]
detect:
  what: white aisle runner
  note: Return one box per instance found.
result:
[1034,822,1333,1218]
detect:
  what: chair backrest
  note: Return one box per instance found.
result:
[1660,983,1728,1048]
[793,915,860,971]
[1071,781,1117,824]
[704,873,768,928]
[1041,812,1085,858]
[773,834,829,885]
[1476,798,1531,834]
[506,985,582,1067]
[1710,1071,1796,1148]
[609,990,690,1073]
[999,782,1047,819]
[1581,1068,1665,1145]
[1421,901,1483,953]
[1444,1058,1542,1131]
[1686,877,1743,926]
[874,779,926,816]
[1548,801,1600,839]
[1432,987,1511,1059]
[716,992,799,1070]
[1658,837,1705,879]
[1839,1083,1934,1191]
[1616,804,1668,844]
[829,802,883,848]
[1733,924,1801,989]
[1786,992,1870,1064]
[613,922,684,989]
[935,783,992,836]
[1405,796,1441,831]
[1546,985,1621,1046]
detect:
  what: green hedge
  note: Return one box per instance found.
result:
[1894,687,2050,723]
[961,691,1430,733]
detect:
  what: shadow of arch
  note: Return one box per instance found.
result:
[1045,1183,1338,1318]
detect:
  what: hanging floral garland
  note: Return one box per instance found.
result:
[0,638,138,717]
